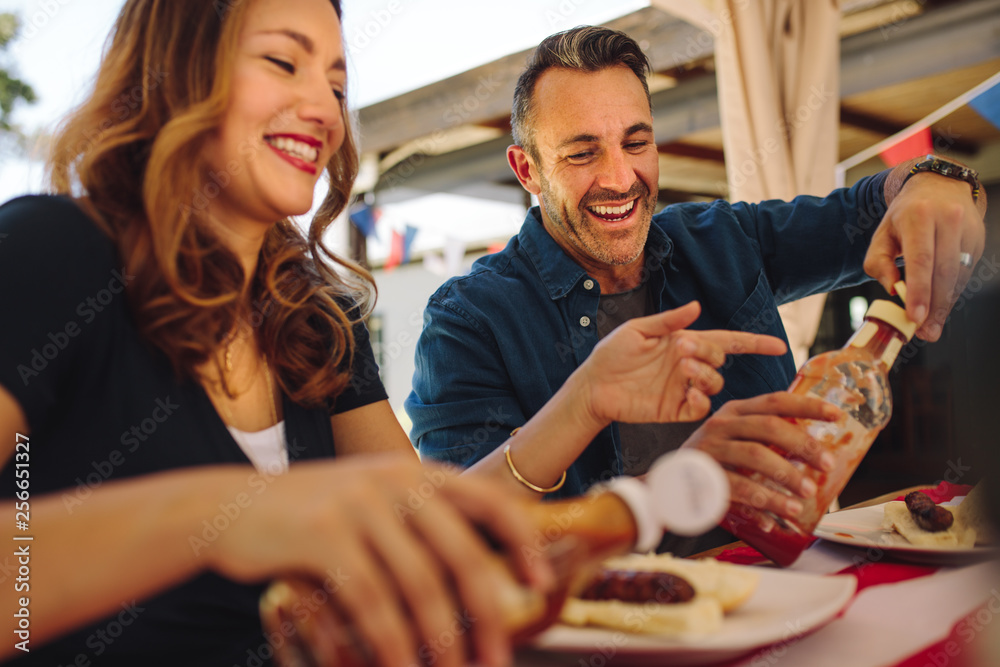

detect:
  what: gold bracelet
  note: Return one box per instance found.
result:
[503,430,567,494]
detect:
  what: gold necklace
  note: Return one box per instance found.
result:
[262,355,279,428]
[217,352,280,431]
[221,336,242,398]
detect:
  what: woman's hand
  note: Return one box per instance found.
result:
[207,456,554,667]
[681,392,841,521]
[576,301,788,426]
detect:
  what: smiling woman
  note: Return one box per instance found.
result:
[48,0,363,417]
[0,1,557,666]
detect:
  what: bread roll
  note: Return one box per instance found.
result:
[561,596,723,635]
[882,501,976,547]
[595,553,759,612]
[558,554,759,636]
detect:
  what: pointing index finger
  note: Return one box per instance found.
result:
[701,331,788,358]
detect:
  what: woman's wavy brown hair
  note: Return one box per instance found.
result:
[47,0,373,411]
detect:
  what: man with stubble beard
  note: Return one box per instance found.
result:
[406,26,987,555]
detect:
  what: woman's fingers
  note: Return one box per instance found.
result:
[684,393,841,511]
[405,493,515,667]
[677,386,712,422]
[355,500,471,667]
[694,330,788,360]
[217,458,549,667]
[728,393,841,471]
[664,329,787,370]
[320,536,419,667]
[434,475,555,592]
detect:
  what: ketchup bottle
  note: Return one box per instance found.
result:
[720,282,918,566]
[259,449,729,666]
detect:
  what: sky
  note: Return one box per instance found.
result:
[0,0,647,257]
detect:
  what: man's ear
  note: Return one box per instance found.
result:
[507,145,542,196]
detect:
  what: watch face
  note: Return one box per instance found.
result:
[929,158,971,178]
[910,156,980,199]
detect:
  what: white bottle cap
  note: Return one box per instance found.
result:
[604,449,730,553]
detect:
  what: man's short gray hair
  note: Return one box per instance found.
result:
[510,26,652,161]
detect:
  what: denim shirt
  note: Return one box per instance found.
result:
[406,172,890,498]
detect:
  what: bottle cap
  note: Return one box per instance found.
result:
[865,300,918,341]
[604,449,729,552]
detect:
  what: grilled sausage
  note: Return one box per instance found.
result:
[578,569,696,604]
[905,491,954,532]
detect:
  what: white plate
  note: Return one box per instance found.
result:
[524,568,856,666]
[814,502,1000,566]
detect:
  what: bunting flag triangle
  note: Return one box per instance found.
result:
[400,225,418,264]
[443,236,466,276]
[348,202,379,238]
[423,251,448,277]
[969,79,1000,131]
[878,126,933,167]
[384,225,418,271]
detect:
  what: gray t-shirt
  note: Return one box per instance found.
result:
[596,283,702,477]
[597,283,734,556]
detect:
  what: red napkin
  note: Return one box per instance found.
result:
[894,607,983,667]
[712,484,980,667]
[716,482,973,565]
[835,560,936,594]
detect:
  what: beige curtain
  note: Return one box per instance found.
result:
[652,0,841,367]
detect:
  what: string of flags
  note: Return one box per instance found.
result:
[348,199,482,276]
[878,75,1000,167]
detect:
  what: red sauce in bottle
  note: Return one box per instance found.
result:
[720,303,914,566]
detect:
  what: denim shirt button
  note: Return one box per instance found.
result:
[579,315,591,327]
[583,279,595,290]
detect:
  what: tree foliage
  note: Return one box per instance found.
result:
[0,13,37,132]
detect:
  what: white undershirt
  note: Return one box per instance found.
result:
[228,421,288,475]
